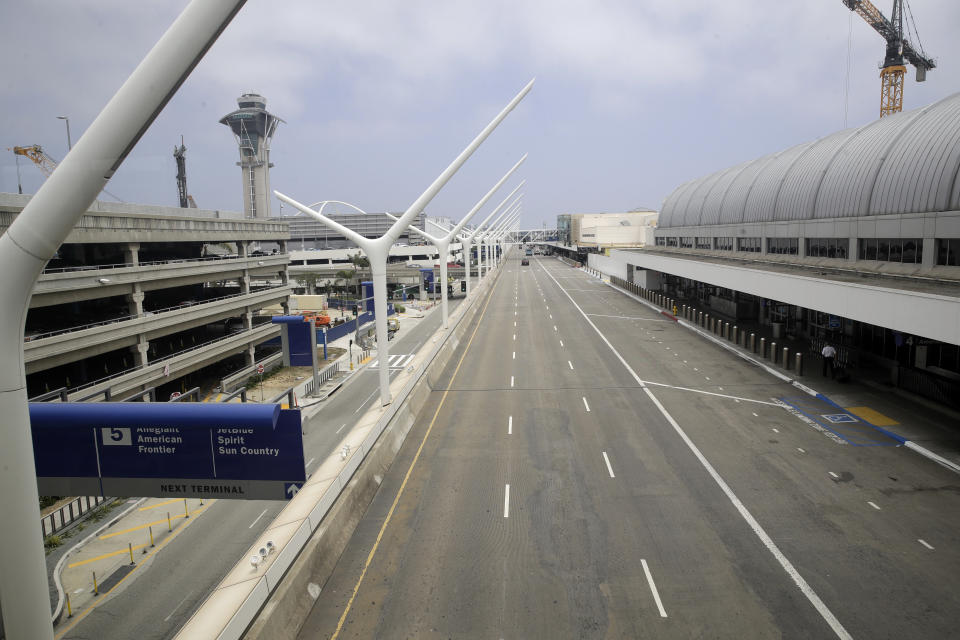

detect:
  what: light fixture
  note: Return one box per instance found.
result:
[250,555,262,568]
[97,277,110,284]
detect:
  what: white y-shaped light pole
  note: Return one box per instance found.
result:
[277,79,533,406]
[0,2,246,638]
[460,186,523,297]
[480,205,521,277]
[490,210,521,270]
[386,154,526,328]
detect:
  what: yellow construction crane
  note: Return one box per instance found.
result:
[842,0,935,117]
[9,144,122,201]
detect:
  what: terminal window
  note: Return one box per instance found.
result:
[936,238,959,266]
[806,237,849,258]
[655,236,666,247]
[679,237,693,248]
[665,237,678,247]
[767,238,798,255]
[737,237,761,253]
[858,238,923,263]
[714,237,734,251]
[695,237,712,249]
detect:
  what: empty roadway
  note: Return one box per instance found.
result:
[297,252,960,639]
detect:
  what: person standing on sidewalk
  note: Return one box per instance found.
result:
[822,343,837,378]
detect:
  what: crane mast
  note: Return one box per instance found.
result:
[842,0,935,117]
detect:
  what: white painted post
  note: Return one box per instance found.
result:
[0,2,246,638]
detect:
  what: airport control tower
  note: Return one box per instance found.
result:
[219,93,284,218]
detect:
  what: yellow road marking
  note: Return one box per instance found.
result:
[331,272,500,640]
[138,498,182,511]
[845,406,899,426]
[55,500,216,639]
[67,543,149,569]
[100,504,208,539]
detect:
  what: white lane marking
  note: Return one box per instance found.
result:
[642,381,778,406]
[718,386,723,391]
[549,314,553,319]
[797,448,806,454]
[336,423,347,434]
[553,325,558,331]
[514,321,517,327]
[868,501,881,510]
[164,591,194,622]
[829,472,839,479]
[772,428,780,433]
[515,311,518,316]
[641,559,667,618]
[568,360,574,370]
[753,412,759,417]
[508,416,512,435]
[306,457,315,469]
[559,340,564,347]
[510,376,514,388]
[602,451,615,478]
[683,360,687,364]
[583,397,591,412]
[694,368,699,372]
[585,313,671,321]
[705,376,711,381]
[249,508,269,529]
[512,351,516,359]
[504,484,510,518]
[541,265,852,640]
[513,334,516,341]
[918,539,934,550]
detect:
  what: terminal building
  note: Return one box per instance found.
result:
[590,91,960,408]
[1,193,292,402]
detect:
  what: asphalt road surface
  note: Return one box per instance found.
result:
[296,252,960,639]
[58,299,462,640]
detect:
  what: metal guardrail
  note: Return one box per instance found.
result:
[41,496,111,538]
[220,352,284,393]
[40,252,287,275]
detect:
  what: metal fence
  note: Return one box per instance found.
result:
[41,496,111,537]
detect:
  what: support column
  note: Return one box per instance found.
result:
[245,344,255,367]
[240,274,251,295]
[243,309,253,330]
[126,283,144,317]
[123,242,140,266]
[130,335,149,368]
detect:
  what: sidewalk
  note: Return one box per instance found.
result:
[53,496,211,635]
[597,270,960,474]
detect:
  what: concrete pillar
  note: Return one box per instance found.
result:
[245,344,256,367]
[130,336,149,368]
[240,274,251,295]
[279,239,288,255]
[243,310,253,330]
[123,242,140,266]
[281,299,291,314]
[237,241,249,258]
[126,283,144,317]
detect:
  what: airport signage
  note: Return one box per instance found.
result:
[31,403,305,500]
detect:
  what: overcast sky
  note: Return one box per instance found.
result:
[2,1,958,229]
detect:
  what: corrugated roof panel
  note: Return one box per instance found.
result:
[717,152,784,225]
[700,161,752,225]
[814,111,913,219]
[774,129,855,222]
[684,167,734,227]
[742,141,814,223]
[659,179,698,229]
[874,94,960,214]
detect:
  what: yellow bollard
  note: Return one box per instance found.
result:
[128,542,135,565]
[67,593,73,618]
[167,511,172,532]
[184,498,190,518]
[92,571,99,596]
[149,525,155,547]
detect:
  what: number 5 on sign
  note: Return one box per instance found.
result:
[101,427,132,446]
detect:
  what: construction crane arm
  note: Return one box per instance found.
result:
[843,0,935,74]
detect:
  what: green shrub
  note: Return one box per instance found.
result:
[44,535,63,550]
[394,304,405,314]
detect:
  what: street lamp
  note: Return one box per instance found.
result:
[386,154,526,328]
[277,78,534,407]
[56,115,72,151]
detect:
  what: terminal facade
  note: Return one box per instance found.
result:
[589,91,960,408]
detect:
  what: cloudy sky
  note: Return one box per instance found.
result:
[2,1,958,229]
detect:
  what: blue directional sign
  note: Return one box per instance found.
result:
[31,403,306,501]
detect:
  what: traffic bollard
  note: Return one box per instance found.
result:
[93,571,98,596]
[733,325,738,343]
[795,352,803,375]
[783,347,790,368]
[67,593,73,618]
[184,498,190,518]
[167,511,172,532]
[149,525,155,547]
[750,333,756,352]
[760,337,767,359]
[128,542,135,565]
[770,341,777,362]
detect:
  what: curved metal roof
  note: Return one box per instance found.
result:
[659,92,960,228]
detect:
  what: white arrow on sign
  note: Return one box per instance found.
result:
[286,483,301,497]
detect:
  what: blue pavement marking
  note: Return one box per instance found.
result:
[779,394,904,446]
